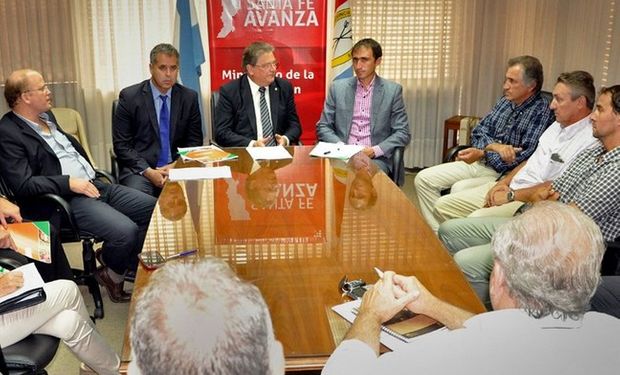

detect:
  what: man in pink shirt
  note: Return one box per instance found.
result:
[316,38,411,184]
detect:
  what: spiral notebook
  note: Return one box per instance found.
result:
[331,299,446,350]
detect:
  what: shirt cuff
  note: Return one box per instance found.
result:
[372,145,384,158]
[322,339,378,375]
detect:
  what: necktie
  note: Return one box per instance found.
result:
[258,87,276,146]
[157,95,171,167]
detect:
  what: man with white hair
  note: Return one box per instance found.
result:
[322,202,620,374]
[129,257,284,375]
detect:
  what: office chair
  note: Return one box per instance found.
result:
[0,250,60,375]
[110,100,120,183]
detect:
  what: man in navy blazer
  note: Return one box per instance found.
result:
[0,69,156,303]
[214,41,302,147]
[113,43,203,196]
[316,38,411,179]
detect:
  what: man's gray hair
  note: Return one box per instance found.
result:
[242,41,275,71]
[507,55,544,92]
[492,201,604,320]
[131,257,275,374]
[149,43,180,65]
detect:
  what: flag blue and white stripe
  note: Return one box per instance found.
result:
[174,0,205,94]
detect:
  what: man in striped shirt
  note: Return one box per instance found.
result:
[316,38,411,183]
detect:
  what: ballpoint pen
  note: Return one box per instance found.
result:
[166,249,198,260]
[374,266,384,279]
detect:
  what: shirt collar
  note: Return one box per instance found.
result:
[149,80,172,101]
[357,75,376,91]
[511,91,541,111]
[247,75,265,95]
[13,111,54,133]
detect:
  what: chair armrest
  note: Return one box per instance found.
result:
[391,146,405,187]
[95,169,116,185]
[39,193,80,242]
[443,145,470,163]
[109,148,120,184]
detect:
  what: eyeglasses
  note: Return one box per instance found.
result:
[253,61,279,70]
[23,85,50,94]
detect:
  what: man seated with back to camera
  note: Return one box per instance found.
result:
[129,257,285,375]
[322,202,620,374]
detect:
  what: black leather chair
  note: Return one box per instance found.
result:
[210,91,220,146]
[0,250,60,375]
[110,99,120,183]
[0,176,105,320]
[391,146,405,187]
[602,238,620,276]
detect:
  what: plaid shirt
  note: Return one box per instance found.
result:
[552,144,620,241]
[471,92,554,173]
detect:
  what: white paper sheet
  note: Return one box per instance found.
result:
[168,166,232,181]
[245,145,293,160]
[309,142,364,159]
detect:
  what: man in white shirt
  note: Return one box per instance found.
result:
[322,202,620,375]
[434,71,597,222]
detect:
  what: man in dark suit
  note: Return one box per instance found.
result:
[316,38,411,179]
[0,69,156,303]
[214,41,302,147]
[113,43,203,197]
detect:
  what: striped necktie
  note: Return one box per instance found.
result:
[259,87,276,146]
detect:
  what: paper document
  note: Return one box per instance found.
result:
[8,221,52,263]
[0,263,45,305]
[310,142,364,159]
[245,145,293,160]
[169,166,232,181]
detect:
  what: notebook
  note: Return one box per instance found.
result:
[0,263,46,315]
[331,299,446,350]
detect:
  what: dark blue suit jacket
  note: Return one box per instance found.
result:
[214,75,302,146]
[113,80,203,180]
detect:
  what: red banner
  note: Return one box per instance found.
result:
[207,0,327,144]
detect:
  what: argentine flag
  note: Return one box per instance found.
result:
[173,0,205,95]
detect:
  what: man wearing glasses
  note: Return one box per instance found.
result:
[0,69,156,303]
[113,43,203,197]
[214,41,302,147]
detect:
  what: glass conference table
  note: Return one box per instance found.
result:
[120,146,485,372]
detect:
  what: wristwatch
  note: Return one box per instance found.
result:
[506,189,515,202]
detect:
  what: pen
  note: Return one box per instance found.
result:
[166,249,198,260]
[374,267,384,279]
[323,151,331,155]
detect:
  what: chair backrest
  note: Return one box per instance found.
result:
[50,107,97,168]
[210,91,220,145]
[458,116,481,145]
